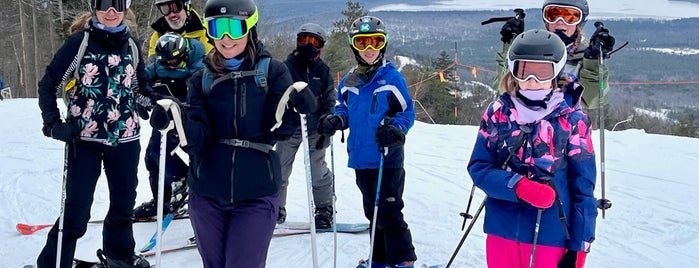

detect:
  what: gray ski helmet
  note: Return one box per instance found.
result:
[155,32,188,62]
[507,29,567,78]
[542,0,589,25]
[297,23,326,47]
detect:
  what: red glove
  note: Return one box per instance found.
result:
[515,177,556,209]
[558,250,587,268]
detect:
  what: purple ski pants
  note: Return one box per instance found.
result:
[188,190,279,268]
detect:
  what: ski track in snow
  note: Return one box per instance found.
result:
[1,99,698,267]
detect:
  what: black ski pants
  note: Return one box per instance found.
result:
[37,140,140,268]
[355,168,417,265]
[145,129,188,203]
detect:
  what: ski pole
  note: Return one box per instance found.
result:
[368,118,391,268]
[155,99,177,268]
[55,141,69,268]
[300,113,319,268]
[594,21,612,219]
[330,136,338,268]
[368,148,387,268]
[458,185,476,230]
[445,199,485,268]
[529,208,543,268]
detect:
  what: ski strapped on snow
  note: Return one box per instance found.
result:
[15,214,189,236]
[139,213,175,252]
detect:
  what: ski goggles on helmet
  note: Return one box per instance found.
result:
[510,60,556,83]
[156,0,184,16]
[93,0,128,13]
[351,33,386,52]
[543,5,583,26]
[298,34,324,49]
[205,12,259,40]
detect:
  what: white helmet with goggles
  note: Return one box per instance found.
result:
[507,29,567,83]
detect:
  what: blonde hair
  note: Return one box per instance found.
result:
[68,9,136,35]
[500,72,519,96]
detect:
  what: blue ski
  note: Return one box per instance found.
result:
[420,264,446,268]
[139,213,175,252]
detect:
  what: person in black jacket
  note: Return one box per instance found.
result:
[35,1,150,267]
[181,0,316,266]
[132,32,206,221]
[276,23,337,227]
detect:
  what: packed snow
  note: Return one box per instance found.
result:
[1,98,698,267]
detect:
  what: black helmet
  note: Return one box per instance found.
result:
[348,16,388,65]
[204,0,257,21]
[507,29,567,78]
[348,16,387,40]
[155,32,188,62]
[89,0,131,12]
[297,23,326,47]
[542,0,589,25]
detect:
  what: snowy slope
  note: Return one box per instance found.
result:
[1,98,698,267]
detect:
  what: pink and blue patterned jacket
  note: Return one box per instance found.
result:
[467,92,598,252]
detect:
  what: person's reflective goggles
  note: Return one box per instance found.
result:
[205,12,259,40]
[351,33,386,52]
[156,1,184,16]
[298,34,324,49]
[510,60,556,83]
[94,0,127,13]
[543,5,583,26]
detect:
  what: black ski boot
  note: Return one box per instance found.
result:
[314,206,334,229]
[277,207,287,224]
[106,255,150,268]
[132,199,157,221]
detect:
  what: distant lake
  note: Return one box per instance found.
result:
[371,0,699,19]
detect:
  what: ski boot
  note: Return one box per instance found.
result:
[314,205,334,229]
[357,259,389,268]
[132,199,157,221]
[97,249,150,268]
[277,207,287,224]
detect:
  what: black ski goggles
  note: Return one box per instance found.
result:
[156,1,185,16]
[92,0,128,13]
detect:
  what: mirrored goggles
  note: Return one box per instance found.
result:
[298,34,323,49]
[543,5,583,26]
[205,12,258,40]
[94,0,127,13]
[511,60,556,83]
[156,1,184,16]
[351,33,386,52]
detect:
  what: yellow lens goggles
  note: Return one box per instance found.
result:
[351,33,387,52]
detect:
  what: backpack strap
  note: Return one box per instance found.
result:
[61,32,91,106]
[202,57,271,96]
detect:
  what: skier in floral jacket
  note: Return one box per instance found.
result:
[36,1,151,267]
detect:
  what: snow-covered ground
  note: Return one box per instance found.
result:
[1,98,698,267]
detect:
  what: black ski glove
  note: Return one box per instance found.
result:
[557,250,587,268]
[42,122,78,143]
[134,92,154,120]
[150,105,171,131]
[500,17,524,43]
[289,84,318,114]
[317,114,343,135]
[375,122,405,148]
[585,28,615,59]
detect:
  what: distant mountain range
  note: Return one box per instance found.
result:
[257,3,699,112]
